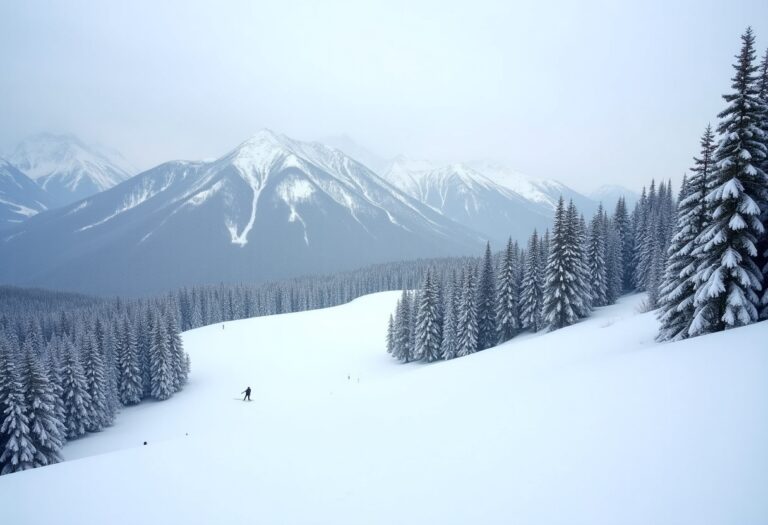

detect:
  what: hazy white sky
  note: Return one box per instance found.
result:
[1,0,766,192]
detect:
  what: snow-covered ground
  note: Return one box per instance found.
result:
[2,292,767,524]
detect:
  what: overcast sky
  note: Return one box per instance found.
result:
[1,0,767,192]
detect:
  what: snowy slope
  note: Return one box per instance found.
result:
[381,158,553,243]
[0,159,53,228]
[2,293,766,525]
[9,133,134,206]
[0,131,480,295]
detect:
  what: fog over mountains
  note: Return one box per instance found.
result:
[0,129,638,295]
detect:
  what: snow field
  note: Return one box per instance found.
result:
[2,292,767,525]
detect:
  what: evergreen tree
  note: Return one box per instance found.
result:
[495,237,520,343]
[658,126,717,341]
[757,47,768,318]
[80,329,111,432]
[0,340,35,475]
[691,28,768,335]
[149,311,174,401]
[386,314,395,355]
[60,341,92,439]
[476,243,497,350]
[165,309,187,391]
[392,290,413,363]
[520,230,544,332]
[456,268,479,357]
[613,197,634,291]
[116,317,143,405]
[587,206,608,307]
[20,347,64,467]
[604,214,624,304]
[440,275,459,360]
[544,198,590,330]
[414,271,443,362]
[45,341,67,445]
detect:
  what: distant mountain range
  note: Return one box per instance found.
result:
[1,130,642,295]
[0,159,53,228]
[8,133,134,207]
[0,131,480,295]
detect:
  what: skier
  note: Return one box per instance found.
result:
[242,386,251,401]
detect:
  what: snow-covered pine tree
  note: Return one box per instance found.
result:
[691,28,768,335]
[165,308,187,391]
[149,311,174,401]
[116,316,143,405]
[496,237,520,343]
[657,126,717,341]
[386,314,395,355]
[414,271,443,362]
[80,328,111,432]
[613,197,634,291]
[604,213,624,304]
[456,267,479,357]
[60,340,91,439]
[392,289,412,362]
[587,205,608,307]
[757,47,768,318]
[476,243,496,350]
[45,341,67,444]
[0,335,35,475]
[544,198,590,330]
[440,274,459,360]
[20,346,64,468]
[520,230,544,332]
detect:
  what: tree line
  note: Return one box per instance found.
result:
[386,186,675,362]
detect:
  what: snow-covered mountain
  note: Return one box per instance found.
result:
[589,184,641,210]
[0,130,480,295]
[468,160,599,215]
[0,158,53,228]
[321,134,389,174]
[8,133,134,206]
[380,157,554,243]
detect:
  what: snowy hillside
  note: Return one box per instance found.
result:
[0,131,479,295]
[0,159,52,228]
[3,292,766,524]
[9,133,134,206]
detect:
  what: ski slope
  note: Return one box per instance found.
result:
[2,292,767,524]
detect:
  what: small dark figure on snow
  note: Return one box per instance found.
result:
[242,386,252,401]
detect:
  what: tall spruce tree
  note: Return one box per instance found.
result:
[60,340,92,439]
[0,339,35,475]
[657,126,717,341]
[116,317,143,405]
[80,329,111,432]
[440,275,459,360]
[476,243,497,350]
[456,268,479,357]
[20,347,64,468]
[495,237,520,343]
[520,230,544,332]
[149,311,174,401]
[757,47,768,318]
[414,271,442,362]
[613,197,634,291]
[587,206,608,307]
[691,28,768,335]
[544,198,590,330]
